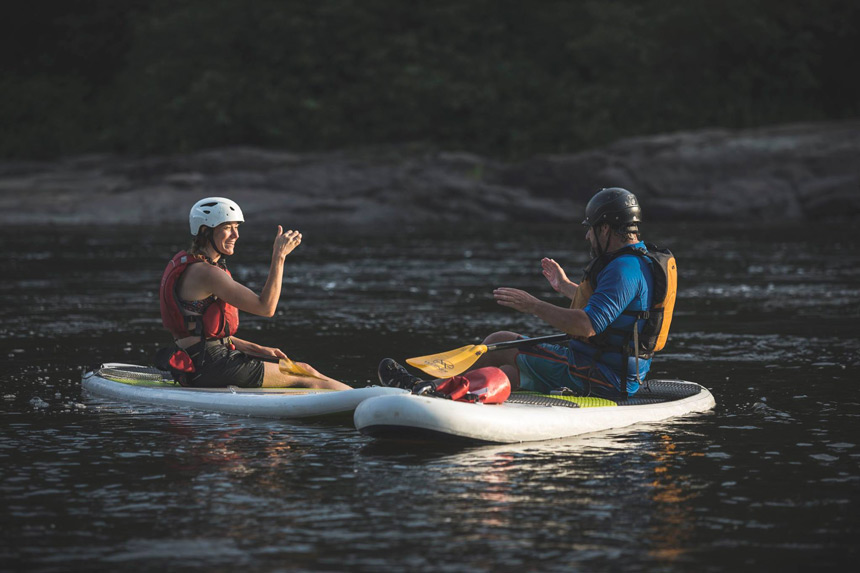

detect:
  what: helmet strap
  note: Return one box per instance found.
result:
[208,235,229,261]
[596,224,611,257]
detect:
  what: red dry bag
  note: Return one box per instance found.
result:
[433,367,511,404]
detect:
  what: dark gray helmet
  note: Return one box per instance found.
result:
[581,187,641,227]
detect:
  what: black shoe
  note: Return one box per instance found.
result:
[377,358,423,390]
[411,379,439,396]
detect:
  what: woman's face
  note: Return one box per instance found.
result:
[212,222,240,255]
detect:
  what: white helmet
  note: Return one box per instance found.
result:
[189,197,244,236]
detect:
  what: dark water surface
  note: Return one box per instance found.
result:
[2,221,858,572]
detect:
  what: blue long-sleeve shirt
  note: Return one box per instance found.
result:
[574,241,654,393]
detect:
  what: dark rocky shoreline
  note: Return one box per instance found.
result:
[2,121,858,226]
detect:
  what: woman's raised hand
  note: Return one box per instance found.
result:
[274,226,302,259]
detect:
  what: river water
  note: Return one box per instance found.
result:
[2,221,858,571]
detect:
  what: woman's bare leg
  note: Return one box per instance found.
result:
[261,361,352,390]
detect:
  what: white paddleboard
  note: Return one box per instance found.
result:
[82,363,406,419]
[354,380,716,443]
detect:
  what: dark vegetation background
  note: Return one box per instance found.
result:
[2,0,858,160]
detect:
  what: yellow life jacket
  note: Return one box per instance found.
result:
[570,243,677,357]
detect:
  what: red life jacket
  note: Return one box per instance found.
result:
[159,251,240,340]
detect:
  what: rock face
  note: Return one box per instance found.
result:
[1,121,858,226]
[495,121,860,222]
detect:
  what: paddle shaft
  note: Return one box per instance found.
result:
[246,353,318,378]
[485,333,570,352]
[247,354,279,364]
[405,333,572,377]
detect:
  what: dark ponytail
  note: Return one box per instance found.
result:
[188,226,213,256]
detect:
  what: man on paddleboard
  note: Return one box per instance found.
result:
[157,197,351,390]
[488,187,676,398]
[380,187,676,400]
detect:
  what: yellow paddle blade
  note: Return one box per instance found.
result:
[279,357,317,378]
[406,344,489,378]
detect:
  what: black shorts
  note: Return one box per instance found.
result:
[187,343,265,388]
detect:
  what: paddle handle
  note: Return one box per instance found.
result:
[485,333,570,352]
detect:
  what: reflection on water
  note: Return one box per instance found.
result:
[1,221,858,570]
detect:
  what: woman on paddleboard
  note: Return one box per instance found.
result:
[157,197,351,390]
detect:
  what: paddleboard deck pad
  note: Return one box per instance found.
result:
[354,379,715,443]
[82,363,405,419]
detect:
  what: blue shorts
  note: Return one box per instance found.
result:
[515,342,625,399]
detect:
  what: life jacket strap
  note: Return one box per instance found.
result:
[622,309,653,319]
